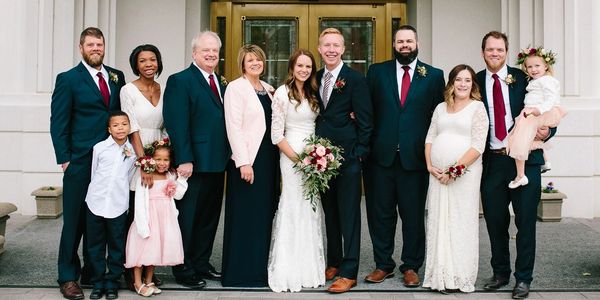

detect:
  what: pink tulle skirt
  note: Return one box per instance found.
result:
[507,106,566,160]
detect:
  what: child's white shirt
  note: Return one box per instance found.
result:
[134,171,188,238]
[524,75,561,114]
[85,136,136,218]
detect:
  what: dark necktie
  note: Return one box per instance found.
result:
[208,74,221,102]
[491,73,507,140]
[400,65,411,106]
[97,72,110,107]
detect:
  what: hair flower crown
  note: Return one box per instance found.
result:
[516,46,556,66]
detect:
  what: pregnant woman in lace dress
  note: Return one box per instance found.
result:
[422,64,489,293]
[268,49,325,292]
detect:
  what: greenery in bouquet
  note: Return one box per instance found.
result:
[294,135,344,212]
[135,137,170,174]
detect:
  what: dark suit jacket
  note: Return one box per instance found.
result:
[50,62,125,164]
[315,64,373,161]
[367,59,445,170]
[163,64,230,173]
[476,66,557,177]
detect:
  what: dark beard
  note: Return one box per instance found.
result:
[394,48,418,65]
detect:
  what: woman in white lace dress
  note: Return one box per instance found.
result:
[422,64,489,293]
[268,49,325,292]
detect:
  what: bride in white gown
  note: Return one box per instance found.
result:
[422,65,489,293]
[268,49,325,292]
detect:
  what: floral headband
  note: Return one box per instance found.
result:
[135,137,171,174]
[516,46,556,66]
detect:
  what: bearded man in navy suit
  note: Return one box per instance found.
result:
[364,25,445,287]
[315,28,373,293]
[50,27,125,300]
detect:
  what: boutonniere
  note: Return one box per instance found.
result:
[109,71,119,84]
[504,74,515,86]
[416,65,428,77]
[220,76,228,87]
[122,146,132,161]
[333,77,346,93]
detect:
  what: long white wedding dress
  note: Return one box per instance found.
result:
[422,100,489,292]
[267,85,325,292]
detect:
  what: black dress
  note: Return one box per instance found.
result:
[222,92,280,287]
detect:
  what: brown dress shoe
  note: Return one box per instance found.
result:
[325,266,339,281]
[327,277,357,293]
[59,281,84,300]
[365,269,395,283]
[402,269,421,287]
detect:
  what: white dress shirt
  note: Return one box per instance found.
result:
[485,65,514,149]
[320,61,344,102]
[396,58,418,100]
[193,62,222,101]
[85,136,136,218]
[82,60,111,95]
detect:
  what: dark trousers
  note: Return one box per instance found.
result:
[481,153,540,284]
[173,172,224,279]
[364,154,428,273]
[322,158,362,279]
[57,158,92,284]
[85,207,128,290]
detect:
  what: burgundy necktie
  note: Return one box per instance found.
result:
[97,72,110,107]
[400,65,411,106]
[208,74,221,102]
[492,73,507,140]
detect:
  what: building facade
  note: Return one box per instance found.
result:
[1,0,598,217]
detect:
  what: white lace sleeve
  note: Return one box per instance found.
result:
[120,84,141,133]
[471,102,490,154]
[271,86,289,145]
[425,103,443,144]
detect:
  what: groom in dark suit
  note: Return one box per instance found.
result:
[315,28,373,293]
[477,31,555,300]
[163,31,230,289]
[364,25,444,287]
[50,27,125,300]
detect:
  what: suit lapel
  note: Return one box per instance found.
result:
[190,65,223,109]
[77,63,105,106]
[477,71,490,115]
[402,60,424,110]
[316,69,326,112]
[507,67,521,119]
[324,65,348,110]
[106,66,119,109]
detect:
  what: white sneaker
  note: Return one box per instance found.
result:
[508,175,529,189]
[541,162,552,173]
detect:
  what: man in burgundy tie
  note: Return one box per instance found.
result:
[163,31,230,289]
[477,31,556,300]
[364,25,445,288]
[50,27,125,300]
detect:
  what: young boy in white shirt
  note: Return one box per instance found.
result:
[85,111,136,300]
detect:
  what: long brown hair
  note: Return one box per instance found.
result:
[443,64,481,108]
[284,49,319,113]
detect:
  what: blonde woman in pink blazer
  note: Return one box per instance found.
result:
[222,44,279,287]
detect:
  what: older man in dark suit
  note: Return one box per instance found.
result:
[163,30,230,290]
[364,25,445,288]
[50,27,125,300]
[315,27,373,294]
[477,31,555,300]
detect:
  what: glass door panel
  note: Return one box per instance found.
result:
[320,19,374,75]
[243,18,297,86]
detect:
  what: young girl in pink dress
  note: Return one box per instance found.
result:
[125,139,187,296]
[507,47,566,189]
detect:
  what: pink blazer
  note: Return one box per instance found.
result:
[224,76,274,168]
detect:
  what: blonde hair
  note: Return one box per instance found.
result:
[236,44,266,75]
[443,64,481,108]
[319,28,345,45]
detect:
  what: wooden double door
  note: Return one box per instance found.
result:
[211,0,406,86]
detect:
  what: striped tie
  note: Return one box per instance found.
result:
[322,72,333,108]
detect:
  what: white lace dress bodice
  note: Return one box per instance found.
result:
[267,85,325,292]
[422,101,489,292]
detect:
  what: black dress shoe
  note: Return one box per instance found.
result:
[483,275,509,290]
[105,289,118,300]
[512,282,530,299]
[199,269,222,280]
[89,288,104,300]
[175,275,207,289]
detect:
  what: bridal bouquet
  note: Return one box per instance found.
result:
[294,135,344,212]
